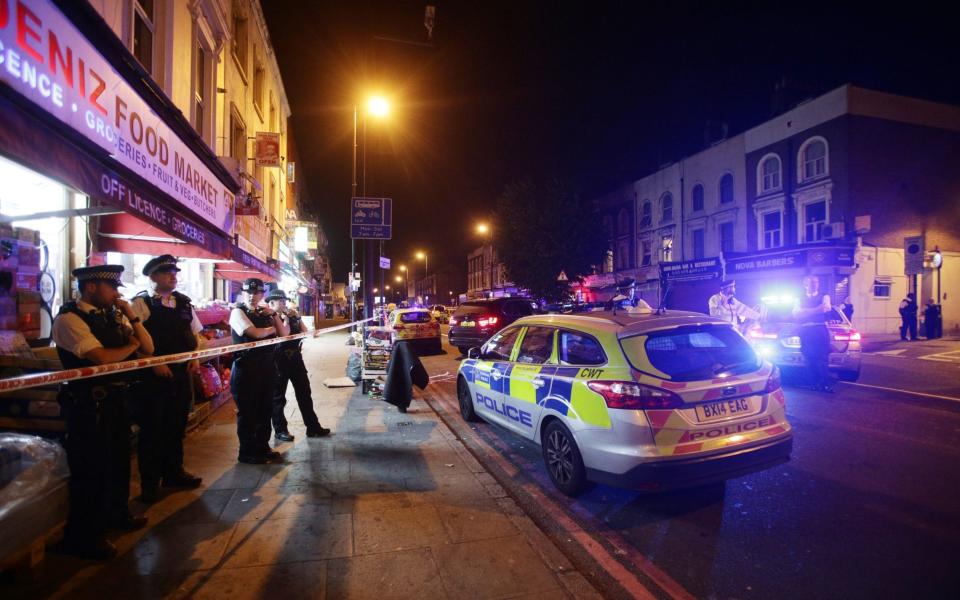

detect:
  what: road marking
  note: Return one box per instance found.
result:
[842,381,960,403]
[868,349,907,357]
[919,349,960,363]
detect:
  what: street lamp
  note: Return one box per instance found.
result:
[415,251,428,304]
[352,94,391,323]
[399,265,408,300]
[475,223,494,298]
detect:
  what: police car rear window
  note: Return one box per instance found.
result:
[399,311,432,323]
[620,325,759,382]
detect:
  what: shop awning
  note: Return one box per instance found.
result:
[96,213,227,259]
[214,246,281,283]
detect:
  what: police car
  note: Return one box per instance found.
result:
[456,310,793,495]
[389,308,443,354]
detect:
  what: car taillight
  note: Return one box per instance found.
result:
[587,381,683,410]
[478,316,499,328]
[764,366,782,393]
[747,327,777,340]
[448,316,458,325]
[833,331,861,342]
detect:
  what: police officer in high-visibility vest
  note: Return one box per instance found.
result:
[51,265,155,560]
[230,278,288,463]
[265,288,330,442]
[130,255,204,502]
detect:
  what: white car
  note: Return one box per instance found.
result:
[456,311,793,495]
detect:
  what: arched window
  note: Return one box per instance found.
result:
[800,137,828,181]
[719,173,734,204]
[759,154,781,192]
[660,193,673,222]
[640,201,652,228]
[691,184,704,212]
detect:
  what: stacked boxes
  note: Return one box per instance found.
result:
[0,224,42,340]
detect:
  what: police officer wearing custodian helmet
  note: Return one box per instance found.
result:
[130,255,204,503]
[51,265,155,560]
[230,278,289,463]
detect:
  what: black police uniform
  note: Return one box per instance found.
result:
[798,293,832,390]
[231,303,277,460]
[55,303,137,548]
[271,307,324,437]
[133,289,198,490]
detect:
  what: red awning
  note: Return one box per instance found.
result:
[214,246,280,283]
[96,213,224,259]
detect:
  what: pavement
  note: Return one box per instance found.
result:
[3,322,601,600]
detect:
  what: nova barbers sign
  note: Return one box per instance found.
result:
[0,0,234,233]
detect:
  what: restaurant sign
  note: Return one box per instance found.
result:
[0,0,234,233]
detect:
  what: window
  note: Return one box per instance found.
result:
[803,199,827,242]
[132,0,156,74]
[719,222,734,254]
[558,330,606,366]
[760,155,781,192]
[640,201,652,228]
[253,60,265,117]
[691,184,704,212]
[193,39,212,143]
[616,239,631,270]
[692,229,705,259]
[719,173,734,204]
[516,327,555,364]
[661,193,673,222]
[801,138,828,181]
[399,311,432,324]
[621,325,758,382]
[641,240,652,266]
[230,108,246,163]
[762,211,782,249]
[483,327,521,361]
[269,94,278,132]
[661,235,673,262]
[873,280,892,298]
[232,1,249,76]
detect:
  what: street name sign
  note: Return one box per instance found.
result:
[351,197,393,239]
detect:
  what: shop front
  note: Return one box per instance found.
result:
[723,245,857,308]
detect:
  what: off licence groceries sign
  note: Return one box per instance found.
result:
[0,0,234,234]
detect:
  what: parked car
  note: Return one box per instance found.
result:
[456,311,793,495]
[448,298,540,356]
[388,308,442,354]
[429,304,450,324]
[746,299,862,381]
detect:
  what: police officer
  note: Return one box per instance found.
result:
[230,278,288,463]
[51,265,154,560]
[130,255,204,502]
[265,289,330,442]
[708,279,762,332]
[793,275,833,393]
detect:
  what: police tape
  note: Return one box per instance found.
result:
[0,318,377,394]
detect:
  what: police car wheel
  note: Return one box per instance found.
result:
[457,377,480,422]
[542,420,588,496]
[457,346,471,357]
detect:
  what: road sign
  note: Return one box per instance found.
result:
[379,257,391,269]
[351,197,393,240]
[904,235,924,275]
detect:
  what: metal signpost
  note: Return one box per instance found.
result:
[351,198,393,320]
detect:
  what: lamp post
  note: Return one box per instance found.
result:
[399,265,408,301]
[476,223,494,298]
[416,251,428,304]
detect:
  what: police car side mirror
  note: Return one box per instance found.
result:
[467,347,481,359]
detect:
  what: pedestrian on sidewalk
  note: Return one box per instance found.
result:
[51,265,154,560]
[130,255,204,503]
[923,298,940,339]
[230,278,288,464]
[899,292,918,340]
[793,275,834,392]
[266,289,331,442]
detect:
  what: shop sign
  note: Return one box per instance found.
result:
[726,249,807,274]
[255,132,280,167]
[235,193,260,216]
[236,213,269,261]
[582,273,616,288]
[809,247,855,267]
[0,0,234,233]
[659,258,722,282]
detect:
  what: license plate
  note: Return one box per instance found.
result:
[695,397,754,423]
[461,321,476,328]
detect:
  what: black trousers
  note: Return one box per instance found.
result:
[900,316,917,340]
[132,365,192,485]
[231,350,275,456]
[60,383,132,543]
[799,323,831,387]
[272,346,321,434]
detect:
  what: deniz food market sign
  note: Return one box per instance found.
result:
[0,0,234,234]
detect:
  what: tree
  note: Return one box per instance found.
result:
[493,177,606,302]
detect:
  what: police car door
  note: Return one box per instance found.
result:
[471,326,521,428]
[503,326,556,438]
[543,329,613,431]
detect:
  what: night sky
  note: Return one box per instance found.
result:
[262,1,960,283]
